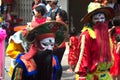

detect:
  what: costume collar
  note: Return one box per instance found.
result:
[81,26,96,39]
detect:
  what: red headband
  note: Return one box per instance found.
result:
[36,33,55,41]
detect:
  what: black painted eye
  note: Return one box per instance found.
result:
[42,43,48,46]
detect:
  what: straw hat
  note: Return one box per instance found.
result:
[81,2,115,23]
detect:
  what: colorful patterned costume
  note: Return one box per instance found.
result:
[11,21,68,80]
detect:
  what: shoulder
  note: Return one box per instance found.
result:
[81,26,96,39]
[15,54,37,75]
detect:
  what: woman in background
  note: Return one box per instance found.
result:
[55,9,68,79]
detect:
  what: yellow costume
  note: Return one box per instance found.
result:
[6,31,28,77]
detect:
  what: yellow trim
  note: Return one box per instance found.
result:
[8,65,14,77]
[82,26,96,39]
[74,35,85,72]
[109,38,114,66]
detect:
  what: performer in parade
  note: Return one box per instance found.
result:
[110,27,120,80]
[67,27,79,73]
[5,4,47,77]
[74,2,115,80]
[11,21,68,80]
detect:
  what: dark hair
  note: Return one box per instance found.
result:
[34,5,46,16]
[52,1,58,5]
[115,34,120,42]
[112,17,120,26]
[70,27,78,36]
[117,0,120,4]
[57,9,68,24]
[32,0,41,7]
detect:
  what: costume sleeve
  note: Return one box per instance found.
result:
[6,40,24,59]
[75,32,91,78]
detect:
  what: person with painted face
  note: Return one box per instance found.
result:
[11,21,68,80]
[74,2,115,80]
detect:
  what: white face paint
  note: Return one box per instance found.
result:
[39,37,55,51]
[92,13,106,24]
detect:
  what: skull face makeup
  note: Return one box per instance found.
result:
[38,37,55,51]
[92,13,106,24]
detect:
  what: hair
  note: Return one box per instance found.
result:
[115,34,120,42]
[32,0,41,7]
[70,27,78,36]
[34,5,46,16]
[57,9,68,24]
[46,1,51,4]
[117,0,120,4]
[53,1,58,5]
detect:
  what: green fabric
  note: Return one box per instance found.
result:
[86,71,112,80]
[97,62,112,71]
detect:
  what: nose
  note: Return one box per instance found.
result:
[98,19,105,22]
[47,45,53,50]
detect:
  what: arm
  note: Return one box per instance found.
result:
[75,32,92,80]
[116,42,120,53]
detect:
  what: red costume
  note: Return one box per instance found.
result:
[74,2,114,80]
[75,25,113,80]
[110,46,120,76]
[110,27,120,76]
[31,17,46,28]
[68,35,79,66]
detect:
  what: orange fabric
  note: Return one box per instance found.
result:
[68,36,79,66]
[21,58,36,72]
[52,57,56,67]
[14,25,27,32]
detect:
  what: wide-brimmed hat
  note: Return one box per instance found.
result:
[25,21,68,48]
[81,2,115,23]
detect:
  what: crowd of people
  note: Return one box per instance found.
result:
[0,0,120,80]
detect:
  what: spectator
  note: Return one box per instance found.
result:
[46,0,61,21]
[32,0,41,10]
[54,9,68,79]
[56,9,68,24]
[31,5,46,28]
